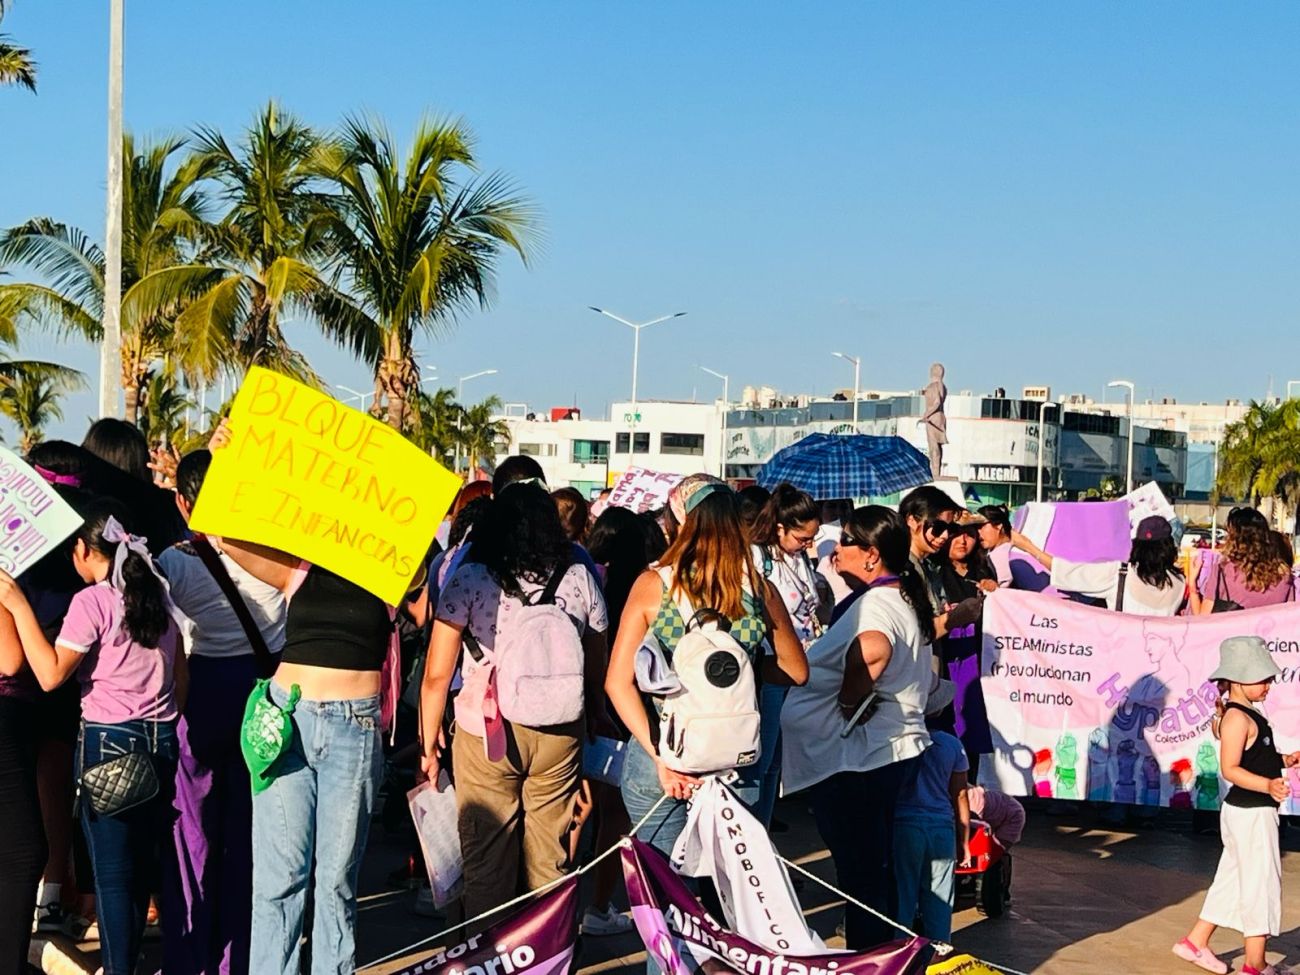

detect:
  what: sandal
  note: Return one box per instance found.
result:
[1171,939,1228,974]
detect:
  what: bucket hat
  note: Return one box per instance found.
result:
[1208,635,1282,684]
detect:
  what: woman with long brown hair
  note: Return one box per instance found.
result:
[1190,507,1294,614]
[605,482,808,858]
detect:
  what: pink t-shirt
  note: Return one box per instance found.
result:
[56,582,180,723]
[1205,561,1295,610]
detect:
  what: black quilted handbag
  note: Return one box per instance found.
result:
[81,751,159,817]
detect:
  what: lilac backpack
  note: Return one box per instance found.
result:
[461,561,585,738]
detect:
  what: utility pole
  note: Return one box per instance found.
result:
[98,0,125,418]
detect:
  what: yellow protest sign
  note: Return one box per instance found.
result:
[189,367,462,605]
[927,954,1002,975]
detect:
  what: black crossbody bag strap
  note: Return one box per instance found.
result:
[1115,564,1128,613]
[191,535,276,678]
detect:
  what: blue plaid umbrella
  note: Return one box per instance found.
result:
[756,433,932,499]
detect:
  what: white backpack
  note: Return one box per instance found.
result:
[464,563,586,728]
[656,568,762,774]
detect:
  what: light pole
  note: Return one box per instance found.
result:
[456,369,498,474]
[589,307,686,449]
[98,0,125,418]
[1035,401,1057,503]
[832,352,861,431]
[335,384,372,409]
[1108,379,1136,494]
[700,366,729,480]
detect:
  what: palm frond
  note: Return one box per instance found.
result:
[0,218,104,318]
[0,37,36,92]
[0,282,100,342]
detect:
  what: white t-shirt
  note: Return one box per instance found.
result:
[781,586,933,793]
[158,544,287,659]
[1050,557,1186,617]
[752,543,823,646]
[987,543,1014,588]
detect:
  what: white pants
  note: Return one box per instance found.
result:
[1200,803,1281,937]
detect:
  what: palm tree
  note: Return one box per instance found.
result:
[316,116,536,429]
[180,102,341,385]
[0,1,36,92]
[406,385,462,466]
[0,134,223,422]
[1216,399,1300,523]
[0,366,84,452]
[458,395,509,472]
[138,365,195,448]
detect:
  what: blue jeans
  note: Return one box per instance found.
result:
[754,683,787,828]
[250,684,382,975]
[620,737,761,857]
[78,719,180,975]
[893,816,956,941]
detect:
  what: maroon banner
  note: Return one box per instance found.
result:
[622,839,929,975]
[390,877,578,975]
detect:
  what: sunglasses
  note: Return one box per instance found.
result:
[839,532,863,548]
[925,519,954,537]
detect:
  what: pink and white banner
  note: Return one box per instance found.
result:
[623,838,930,975]
[390,877,578,975]
[981,589,1300,812]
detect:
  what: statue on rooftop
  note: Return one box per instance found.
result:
[921,362,948,480]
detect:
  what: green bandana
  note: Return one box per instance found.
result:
[241,679,301,794]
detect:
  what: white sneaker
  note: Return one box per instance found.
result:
[581,905,634,936]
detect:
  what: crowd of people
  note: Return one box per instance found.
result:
[0,420,1297,975]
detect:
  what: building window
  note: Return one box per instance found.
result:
[661,432,705,456]
[518,443,555,457]
[571,439,610,464]
[1063,413,1120,435]
[615,432,650,454]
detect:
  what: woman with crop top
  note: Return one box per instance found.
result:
[209,420,393,975]
[0,499,186,975]
[605,483,808,866]
[1174,637,1300,975]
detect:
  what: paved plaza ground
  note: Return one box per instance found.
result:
[37,798,1300,974]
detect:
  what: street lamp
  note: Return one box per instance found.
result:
[832,352,861,431]
[456,368,499,474]
[1108,379,1136,494]
[335,384,371,409]
[589,307,686,445]
[1035,401,1057,503]
[700,366,729,480]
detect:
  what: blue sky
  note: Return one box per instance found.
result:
[2,1,1298,439]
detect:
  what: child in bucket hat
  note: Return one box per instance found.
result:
[1173,636,1300,975]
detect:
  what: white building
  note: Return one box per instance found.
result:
[500,400,722,498]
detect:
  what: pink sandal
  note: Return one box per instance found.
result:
[1171,939,1228,974]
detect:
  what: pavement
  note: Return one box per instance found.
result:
[31,798,1300,974]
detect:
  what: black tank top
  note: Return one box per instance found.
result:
[279,566,391,672]
[1224,702,1284,809]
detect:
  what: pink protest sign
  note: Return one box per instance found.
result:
[607,467,684,514]
[981,589,1300,812]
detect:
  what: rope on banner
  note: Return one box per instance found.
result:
[778,856,1035,975]
[354,792,671,973]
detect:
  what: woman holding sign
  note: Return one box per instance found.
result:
[208,421,394,975]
